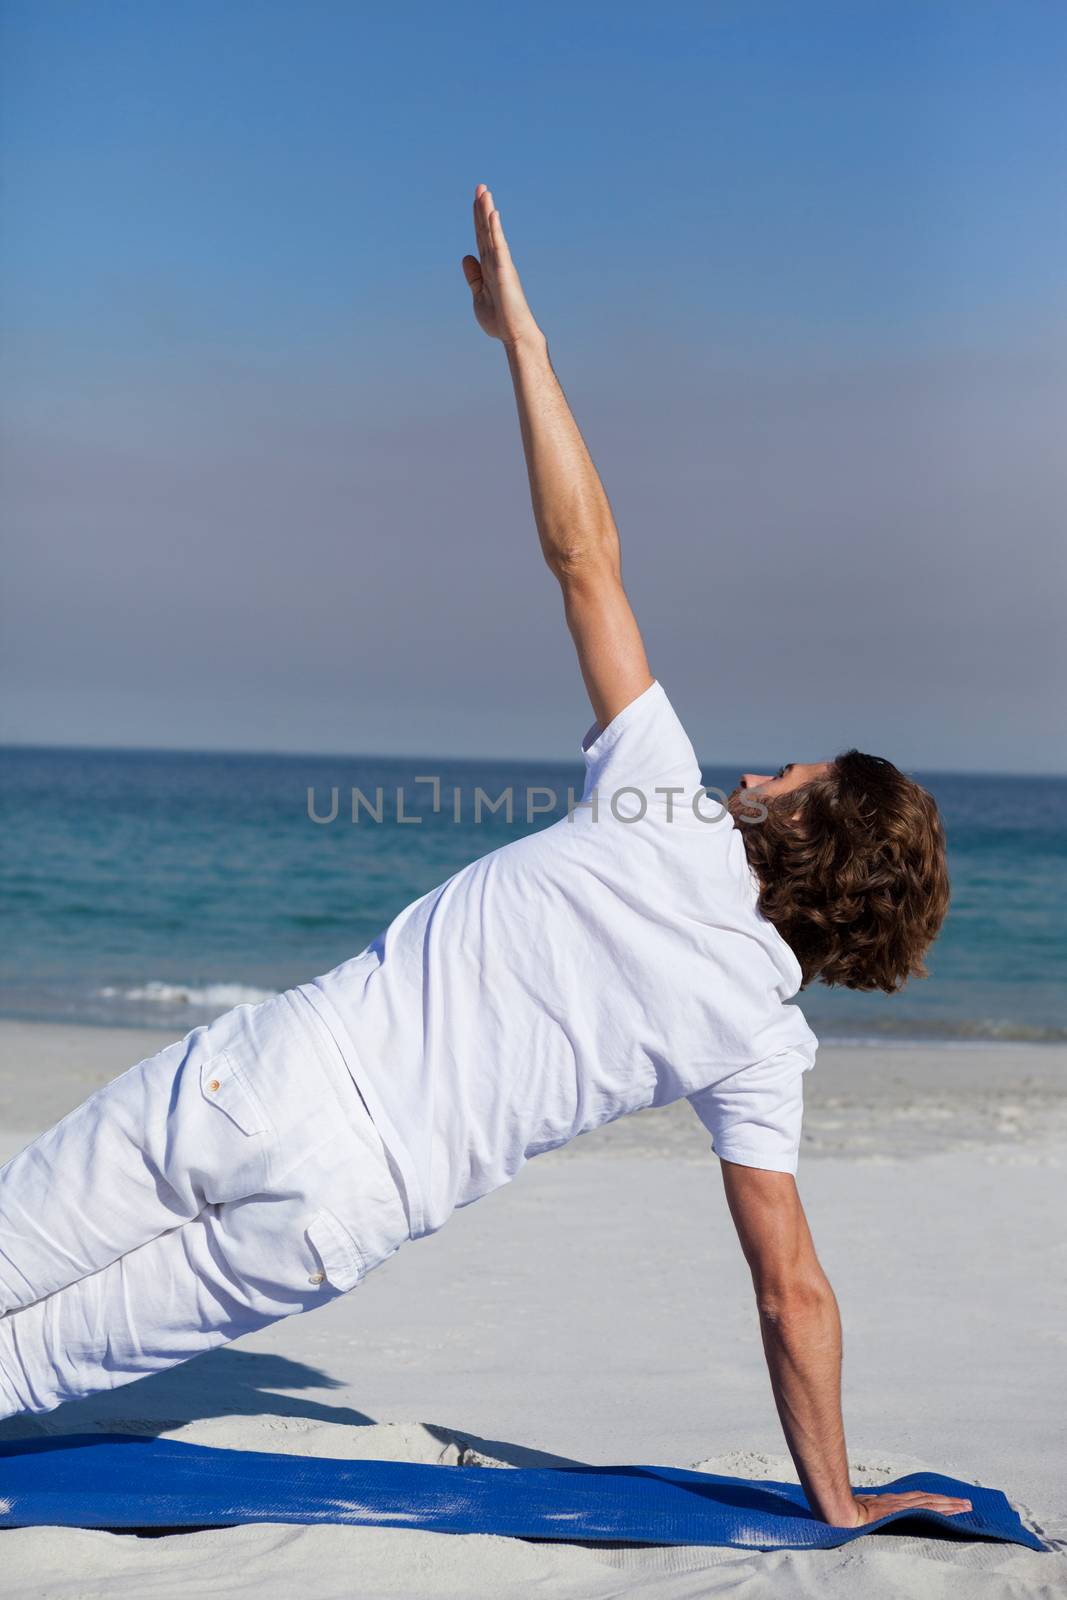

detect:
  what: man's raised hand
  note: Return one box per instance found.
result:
[461,184,543,350]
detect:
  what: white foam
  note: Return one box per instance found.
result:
[98,980,277,1008]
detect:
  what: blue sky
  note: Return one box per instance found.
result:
[3,0,1065,771]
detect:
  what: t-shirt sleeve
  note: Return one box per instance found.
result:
[579,680,703,806]
[687,1044,816,1174]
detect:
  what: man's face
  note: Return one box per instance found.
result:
[737,762,833,801]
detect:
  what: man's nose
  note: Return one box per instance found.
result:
[741,773,773,790]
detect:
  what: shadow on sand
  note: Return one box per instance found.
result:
[0,1346,587,1468]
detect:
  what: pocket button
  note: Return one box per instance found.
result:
[308,1271,326,1285]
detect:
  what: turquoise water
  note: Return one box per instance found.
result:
[1,746,1064,1044]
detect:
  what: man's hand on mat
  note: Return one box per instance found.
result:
[462,184,543,350]
[846,1488,973,1527]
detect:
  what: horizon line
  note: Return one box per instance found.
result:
[0,738,1060,783]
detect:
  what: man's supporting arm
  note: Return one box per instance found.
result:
[721,1160,973,1528]
[721,1162,858,1525]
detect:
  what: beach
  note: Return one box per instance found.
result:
[0,1020,1063,1597]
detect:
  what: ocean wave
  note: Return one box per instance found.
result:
[815,1017,1067,1045]
[98,981,277,1008]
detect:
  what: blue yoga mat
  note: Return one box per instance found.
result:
[0,1435,1045,1550]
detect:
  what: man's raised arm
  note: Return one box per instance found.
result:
[461,183,653,731]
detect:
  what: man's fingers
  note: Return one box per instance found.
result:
[899,1492,972,1509]
[473,183,492,261]
[857,1489,972,1524]
[461,254,482,292]
[489,207,512,263]
[476,185,509,276]
[472,188,485,261]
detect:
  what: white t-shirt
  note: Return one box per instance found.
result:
[300,680,818,1239]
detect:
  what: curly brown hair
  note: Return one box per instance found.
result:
[728,752,950,993]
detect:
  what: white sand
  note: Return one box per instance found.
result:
[0,1021,1064,1597]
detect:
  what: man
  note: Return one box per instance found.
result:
[0,186,966,1531]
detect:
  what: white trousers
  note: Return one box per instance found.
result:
[0,987,411,1419]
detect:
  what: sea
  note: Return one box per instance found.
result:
[2,745,1064,1046]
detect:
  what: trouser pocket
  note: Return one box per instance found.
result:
[195,1045,276,1201]
[199,1049,273,1136]
[279,1116,410,1302]
[304,1207,365,1293]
